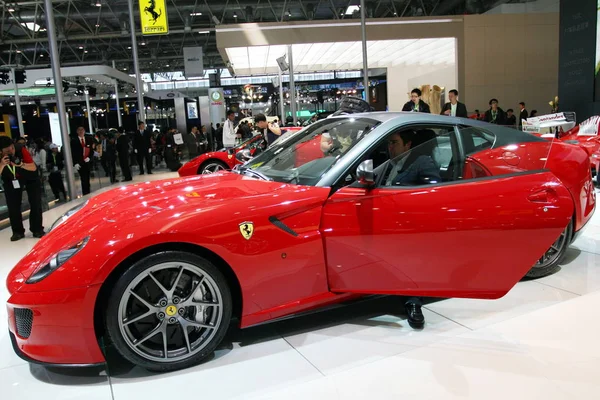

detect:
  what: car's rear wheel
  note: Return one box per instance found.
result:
[105,251,232,372]
[199,160,229,175]
[525,220,573,279]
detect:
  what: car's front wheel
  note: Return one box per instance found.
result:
[525,220,573,279]
[105,251,232,372]
[199,160,229,175]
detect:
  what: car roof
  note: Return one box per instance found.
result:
[327,111,492,126]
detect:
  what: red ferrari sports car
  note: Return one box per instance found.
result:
[6,112,595,372]
[178,127,303,176]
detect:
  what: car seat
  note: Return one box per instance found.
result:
[402,129,439,172]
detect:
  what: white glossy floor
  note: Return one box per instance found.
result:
[1,172,599,400]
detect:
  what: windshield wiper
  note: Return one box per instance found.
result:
[242,168,272,181]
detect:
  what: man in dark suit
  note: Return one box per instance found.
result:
[440,89,468,118]
[47,143,67,201]
[382,129,441,329]
[484,98,506,125]
[116,127,132,181]
[518,102,529,129]
[505,109,517,127]
[133,121,152,175]
[71,126,95,195]
[105,130,117,183]
[98,131,110,177]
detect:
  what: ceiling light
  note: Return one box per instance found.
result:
[16,50,21,53]
[95,1,102,7]
[127,46,132,49]
[198,30,209,34]
[141,42,146,46]
[78,46,84,49]
[39,54,44,57]
[7,6,15,12]
[166,64,170,67]
[95,24,100,28]
[190,12,202,16]
[345,5,360,15]
[233,13,238,18]
[84,50,88,53]
[123,67,127,70]
[21,22,44,32]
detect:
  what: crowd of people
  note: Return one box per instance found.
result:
[401,88,538,129]
[0,122,218,241]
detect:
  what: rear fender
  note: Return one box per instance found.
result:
[546,141,596,231]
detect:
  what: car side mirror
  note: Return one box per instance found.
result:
[356,159,375,187]
[236,149,253,162]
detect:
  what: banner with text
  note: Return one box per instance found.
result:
[183,47,204,78]
[208,88,225,127]
[138,0,169,35]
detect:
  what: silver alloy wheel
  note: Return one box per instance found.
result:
[117,262,223,363]
[202,163,226,174]
[534,225,569,269]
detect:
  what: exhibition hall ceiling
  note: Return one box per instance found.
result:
[226,38,456,75]
[0,0,508,74]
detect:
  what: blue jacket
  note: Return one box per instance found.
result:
[392,155,442,186]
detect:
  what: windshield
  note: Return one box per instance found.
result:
[234,135,263,152]
[241,117,380,186]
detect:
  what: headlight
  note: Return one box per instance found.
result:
[50,200,88,231]
[26,237,89,284]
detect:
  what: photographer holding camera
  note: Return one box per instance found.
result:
[0,136,45,241]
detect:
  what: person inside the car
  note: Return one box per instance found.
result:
[320,126,355,154]
[384,130,441,186]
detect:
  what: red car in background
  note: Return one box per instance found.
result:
[178,127,302,176]
[522,113,600,181]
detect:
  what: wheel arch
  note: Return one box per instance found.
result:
[197,159,230,174]
[93,242,243,344]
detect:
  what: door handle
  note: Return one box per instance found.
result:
[528,188,558,204]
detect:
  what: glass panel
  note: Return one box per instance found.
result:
[242,117,380,186]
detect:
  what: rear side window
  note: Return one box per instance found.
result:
[457,126,495,156]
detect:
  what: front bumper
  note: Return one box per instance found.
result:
[6,284,106,366]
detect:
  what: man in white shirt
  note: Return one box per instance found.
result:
[222,110,236,148]
[441,89,468,118]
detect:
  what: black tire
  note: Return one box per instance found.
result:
[105,251,232,372]
[198,160,229,175]
[524,220,573,279]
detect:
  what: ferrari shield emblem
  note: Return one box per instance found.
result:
[165,305,177,316]
[239,222,254,240]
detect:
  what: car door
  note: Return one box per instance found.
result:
[321,124,574,300]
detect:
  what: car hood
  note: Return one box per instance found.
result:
[8,172,309,293]
[88,172,290,221]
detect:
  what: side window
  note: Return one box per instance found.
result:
[457,126,495,156]
[456,126,496,180]
[336,124,496,190]
[378,126,454,187]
